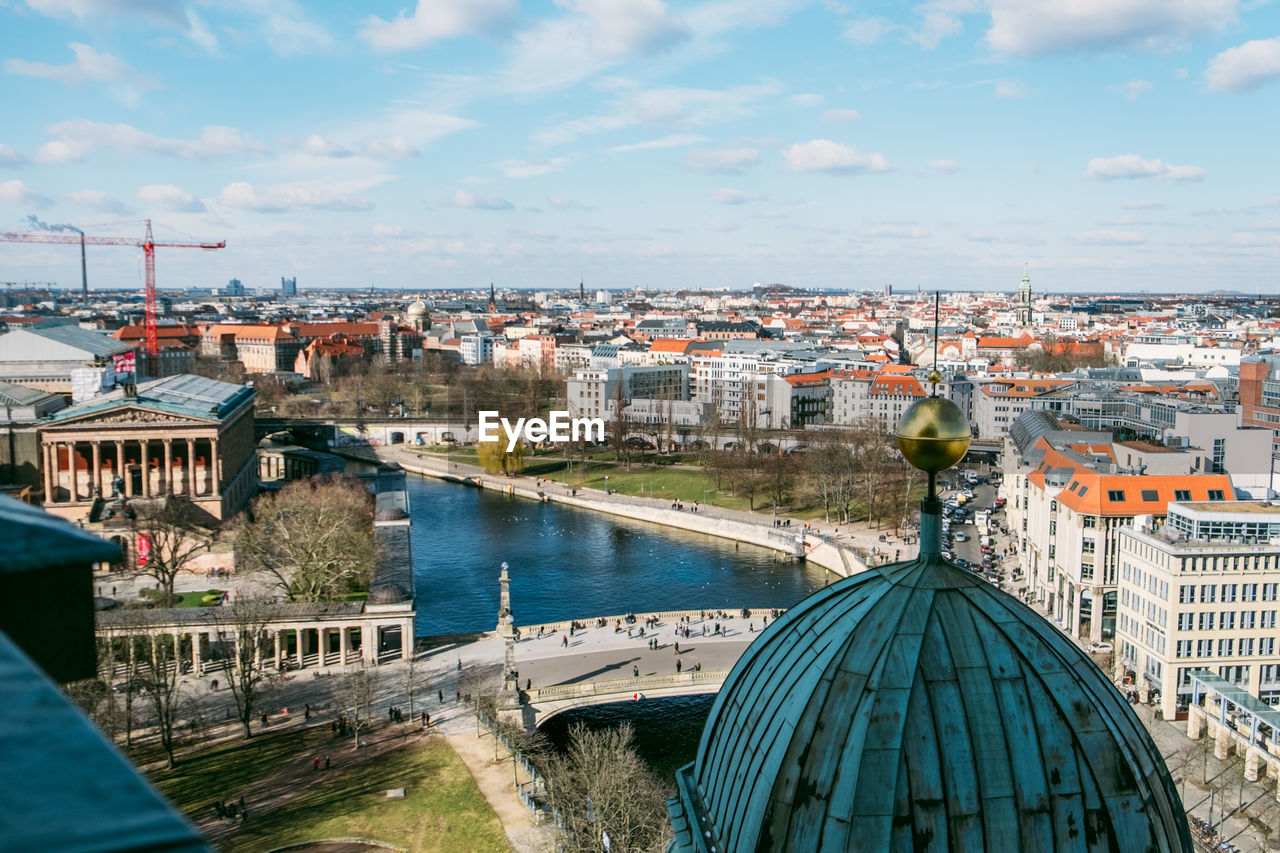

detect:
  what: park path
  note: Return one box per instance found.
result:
[445,730,550,853]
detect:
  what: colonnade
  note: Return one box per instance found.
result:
[99,617,415,678]
[41,436,221,504]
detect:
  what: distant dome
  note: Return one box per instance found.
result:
[375,507,407,521]
[368,583,410,605]
[406,297,427,316]
[668,550,1192,851]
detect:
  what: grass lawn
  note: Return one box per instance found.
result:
[173,589,225,608]
[151,727,508,853]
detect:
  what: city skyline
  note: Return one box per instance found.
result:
[1,0,1279,294]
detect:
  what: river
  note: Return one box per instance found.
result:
[405,473,827,778]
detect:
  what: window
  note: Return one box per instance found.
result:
[1199,612,1215,631]
[1078,486,1089,497]
[1222,584,1238,603]
[1243,584,1258,602]
[1174,489,1191,501]
[1263,638,1276,656]
[1208,489,1225,501]
[1221,611,1236,630]
[1179,585,1196,603]
[1218,639,1234,656]
[1082,540,1095,555]
[1202,584,1217,603]
[1242,638,1255,657]
[1083,516,1096,529]
[1265,583,1279,602]
[1177,640,1193,658]
[1108,490,1126,502]
[1197,639,1213,657]
[1141,489,1159,502]
[1263,611,1277,629]
[1242,611,1257,629]
[1178,612,1194,631]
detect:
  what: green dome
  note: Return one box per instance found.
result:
[668,546,1192,852]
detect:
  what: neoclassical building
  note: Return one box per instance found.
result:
[37,374,257,524]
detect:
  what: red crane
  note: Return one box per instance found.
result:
[0,219,225,357]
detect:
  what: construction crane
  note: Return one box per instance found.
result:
[0,219,225,356]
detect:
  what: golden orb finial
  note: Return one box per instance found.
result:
[895,396,971,474]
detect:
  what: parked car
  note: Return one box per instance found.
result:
[954,532,969,542]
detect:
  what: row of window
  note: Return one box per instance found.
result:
[1176,610,1278,631]
[1175,637,1277,658]
[1179,582,1279,603]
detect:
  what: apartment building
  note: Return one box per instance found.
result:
[566,364,690,422]
[1116,501,1280,720]
[972,377,1074,440]
[1013,433,1234,644]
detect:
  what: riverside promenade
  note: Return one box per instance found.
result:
[362,444,898,579]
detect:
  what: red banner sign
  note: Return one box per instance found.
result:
[114,351,136,376]
[136,532,151,567]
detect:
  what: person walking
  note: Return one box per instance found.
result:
[633,665,639,677]
[676,658,682,673]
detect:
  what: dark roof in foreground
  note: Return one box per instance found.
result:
[0,494,121,573]
[668,543,1192,852]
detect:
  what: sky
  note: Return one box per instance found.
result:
[1,0,1279,295]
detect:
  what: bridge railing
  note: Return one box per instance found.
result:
[516,608,784,639]
[526,669,730,702]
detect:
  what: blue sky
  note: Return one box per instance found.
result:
[1,0,1278,295]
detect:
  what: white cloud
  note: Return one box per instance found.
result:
[910,0,972,51]
[843,15,894,45]
[373,224,405,237]
[994,80,1027,98]
[860,224,928,238]
[683,147,761,173]
[1205,37,1280,92]
[4,43,161,96]
[546,196,597,211]
[707,220,740,232]
[985,0,1237,56]
[608,133,708,153]
[66,189,127,213]
[1123,200,1166,209]
[36,120,268,163]
[0,179,51,208]
[533,82,779,146]
[0,144,26,167]
[1086,154,1204,181]
[927,158,960,173]
[1111,79,1154,100]
[821,108,862,123]
[25,0,187,27]
[300,134,352,158]
[219,182,372,212]
[138,184,206,213]
[712,188,760,205]
[783,139,891,174]
[508,227,558,242]
[363,135,419,161]
[565,0,690,58]
[498,157,572,178]
[962,232,997,242]
[443,190,514,210]
[359,0,517,51]
[1072,229,1145,245]
[788,93,824,107]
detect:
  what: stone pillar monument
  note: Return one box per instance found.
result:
[496,562,523,722]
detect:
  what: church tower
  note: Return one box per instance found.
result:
[488,282,497,313]
[1017,263,1032,328]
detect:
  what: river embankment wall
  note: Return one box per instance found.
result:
[341,447,871,579]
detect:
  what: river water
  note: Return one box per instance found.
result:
[405,474,826,778]
[406,475,827,636]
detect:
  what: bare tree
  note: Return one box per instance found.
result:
[209,596,282,739]
[130,496,213,606]
[236,475,374,602]
[403,648,419,721]
[134,631,186,769]
[337,659,376,750]
[544,722,673,853]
